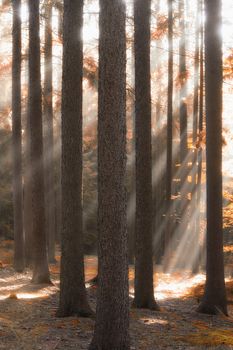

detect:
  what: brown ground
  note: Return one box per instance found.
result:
[1,240,233,349]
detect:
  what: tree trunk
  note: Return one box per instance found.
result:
[24,94,33,267]
[28,0,51,284]
[44,0,56,263]
[89,1,129,348]
[179,0,188,164]
[197,0,227,316]
[192,1,200,146]
[153,0,163,265]
[12,0,25,272]
[128,43,135,265]
[192,8,205,273]
[178,0,189,267]
[191,0,202,275]
[133,0,159,310]
[164,0,174,264]
[57,0,92,317]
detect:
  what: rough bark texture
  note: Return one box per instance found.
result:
[24,102,33,267]
[165,0,174,261]
[192,1,200,146]
[12,0,25,272]
[152,0,165,265]
[178,0,189,256]
[89,1,129,349]
[192,7,204,274]
[58,0,92,317]
[179,0,188,164]
[197,0,227,316]
[44,0,56,263]
[133,0,159,310]
[199,12,204,136]
[28,0,51,284]
[191,0,201,275]
[128,44,135,265]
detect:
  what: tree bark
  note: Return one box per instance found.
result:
[89,0,129,348]
[164,0,174,263]
[179,0,188,164]
[57,0,92,317]
[197,0,227,316]
[24,92,33,267]
[28,0,51,284]
[12,0,25,272]
[133,0,159,310]
[191,0,202,275]
[44,0,56,263]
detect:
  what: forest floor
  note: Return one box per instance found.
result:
[2,240,233,349]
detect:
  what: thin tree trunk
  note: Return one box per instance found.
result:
[197,0,227,316]
[57,0,92,317]
[196,3,204,269]
[164,0,174,263]
[179,0,188,164]
[89,1,129,348]
[133,0,159,310]
[192,1,200,146]
[192,0,202,275]
[128,43,135,265]
[12,0,24,272]
[28,0,51,284]
[178,0,189,264]
[44,0,56,263]
[153,0,163,265]
[24,90,33,267]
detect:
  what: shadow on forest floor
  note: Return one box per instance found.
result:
[1,241,233,349]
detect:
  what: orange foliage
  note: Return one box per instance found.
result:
[189,280,233,306]
[224,50,233,80]
[0,58,11,76]
[0,240,13,265]
[151,15,168,41]
[83,56,98,88]
[224,245,233,253]
[175,70,190,88]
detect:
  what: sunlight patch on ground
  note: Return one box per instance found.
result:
[0,270,59,301]
[0,273,28,283]
[224,245,233,253]
[14,285,58,300]
[0,283,25,292]
[139,317,168,325]
[155,273,205,300]
[129,272,205,301]
[16,292,49,300]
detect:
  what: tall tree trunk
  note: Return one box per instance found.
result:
[153,0,163,265]
[133,0,159,310]
[192,4,200,146]
[164,0,174,263]
[178,0,189,265]
[199,4,204,137]
[57,0,92,317]
[28,0,51,284]
[193,6,205,273]
[179,0,188,164]
[197,0,227,316]
[89,1,129,348]
[12,0,24,272]
[128,43,135,265]
[191,0,201,274]
[44,0,56,263]
[24,68,33,267]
